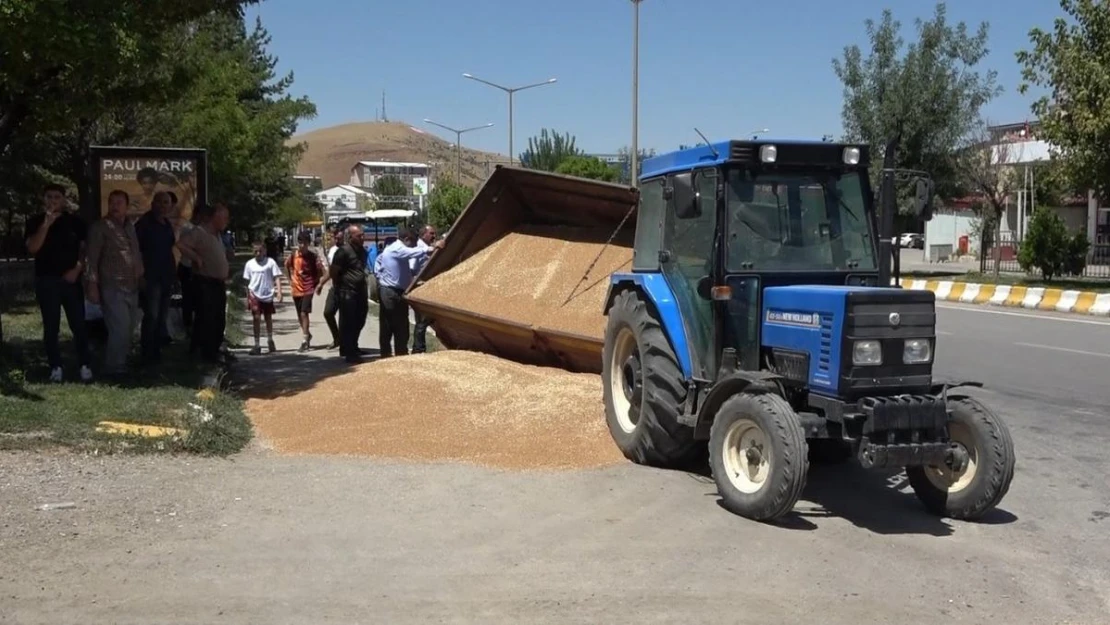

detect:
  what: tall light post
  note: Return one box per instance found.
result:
[423,119,494,185]
[631,0,643,188]
[462,73,557,166]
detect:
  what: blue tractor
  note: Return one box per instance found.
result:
[601,138,1016,522]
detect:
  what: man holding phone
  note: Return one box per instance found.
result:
[23,183,93,383]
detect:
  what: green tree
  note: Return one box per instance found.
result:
[555,155,620,182]
[956,120,1019,279]
[0,0,257,154]
[1017,0,1110,201]
[11,11,316,230]
[1032,159,1075,208]
[271,196,318,230]
[135,14,316,230]
[519,129,581,171]
[615,146,655,184]
[373,174,410,212]
[832,3,1002,209]
[1018,207,1071,280]
[426,180,474,232]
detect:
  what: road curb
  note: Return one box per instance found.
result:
[895,278,1110,316]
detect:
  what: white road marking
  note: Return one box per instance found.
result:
[936,303,1110,327]
[1014,342,1110,359]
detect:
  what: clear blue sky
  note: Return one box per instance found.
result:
[246,0,1060,157]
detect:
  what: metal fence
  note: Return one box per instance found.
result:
[982,231,1110,279]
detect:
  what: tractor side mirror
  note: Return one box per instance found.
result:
[913,178,935,222]
[672,171,700,220]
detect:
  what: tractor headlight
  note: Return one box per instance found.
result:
[843,146,861,165]
[903,338,932,364]
[759,144,777,163]
[852,340,882,366]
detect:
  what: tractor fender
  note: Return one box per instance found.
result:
[603,272,695,380]
[929,379,985,396]
[692,371,786,439]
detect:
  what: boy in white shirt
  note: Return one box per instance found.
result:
[243,240,283,355]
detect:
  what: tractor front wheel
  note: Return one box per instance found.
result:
[906,396,1015,520]
[602,289,700,468]
[709,392,809,522]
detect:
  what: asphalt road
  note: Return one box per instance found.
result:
[934,301,1110,408]
[1,303,1109,624]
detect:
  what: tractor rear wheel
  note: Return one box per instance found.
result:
[906,396,1015,520]
[709,391,809,522]
[602,289,700,468]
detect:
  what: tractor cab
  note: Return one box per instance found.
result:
[602,138,1014,523]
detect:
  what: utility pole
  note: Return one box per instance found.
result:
[382,90,387,122]
[423,119,495,185]
[631,0,643,188]
[463,73,558,166]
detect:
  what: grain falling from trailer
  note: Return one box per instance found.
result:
[245,350,627,471]
[410,225,634,342]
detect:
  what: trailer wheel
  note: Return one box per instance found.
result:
[602,289,700,468]
[709,392,809,522]
[906,396,1015,520]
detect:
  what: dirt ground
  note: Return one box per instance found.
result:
[2,293,1109,624]
[2,387,1108,625]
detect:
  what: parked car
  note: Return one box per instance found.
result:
[899,233,924,249]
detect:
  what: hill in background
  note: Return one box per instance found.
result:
[288,121,510,189]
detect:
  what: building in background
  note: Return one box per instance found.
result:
[926,119,1108,272]
[350,161,429,190]
[315,184,372,223]
[292,174,323,196]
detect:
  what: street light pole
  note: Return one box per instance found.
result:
[462,73,557,166]
[423,119,494,185]
[631,0,643,188]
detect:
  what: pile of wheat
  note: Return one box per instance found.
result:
[246,350,626,471]
[409,225,633,340]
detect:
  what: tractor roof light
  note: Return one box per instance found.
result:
[759,144,777,163]
[843,146,861,165]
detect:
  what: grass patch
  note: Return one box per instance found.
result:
[0,289,252,455]
[930,272,1110,292]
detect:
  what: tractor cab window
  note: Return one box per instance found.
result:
[724,169,876,272]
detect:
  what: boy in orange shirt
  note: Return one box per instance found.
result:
[284,231,329,351]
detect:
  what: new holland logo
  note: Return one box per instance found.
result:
[766,310,821,327]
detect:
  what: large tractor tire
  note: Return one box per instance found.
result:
[906,396,1015,520]
[602,289,701,468]
[708,391,809,522]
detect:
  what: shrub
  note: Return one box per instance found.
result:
[1018,208,1070,280]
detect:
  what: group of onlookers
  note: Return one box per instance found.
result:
[26,178,450,380]
[23,183,234,383]
[317,223,442,363]
[239,222,444,364]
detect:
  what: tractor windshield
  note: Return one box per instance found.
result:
[725,168,876,272]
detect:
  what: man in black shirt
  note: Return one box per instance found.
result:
[328,224,369,363]
[135,191,178,362]
[23,183,93,383]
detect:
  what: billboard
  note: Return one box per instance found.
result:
[412,176,429,196]
[89,146,208,228]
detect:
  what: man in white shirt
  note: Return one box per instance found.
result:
[242,240,283,355]
[409,225,438,353]
[373,226,440,357]
[321,228,343,348]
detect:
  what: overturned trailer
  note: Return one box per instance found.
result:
[405,167,639,374]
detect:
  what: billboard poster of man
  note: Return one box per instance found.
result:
[89,146,207,230]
